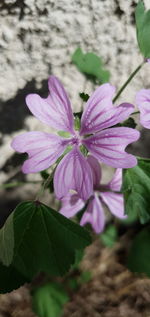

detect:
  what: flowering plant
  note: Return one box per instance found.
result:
[1,1,150,316]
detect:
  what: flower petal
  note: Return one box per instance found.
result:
[26,76,74,133]
[83,127,140,168]
[80,194,105,233]
[108,168,122,192]
[136,89,150,129]
[59,194,85,218]
[100,192,126,219]
[80,83,116,135]
[81,100,134,135]
[87,155,101,188]
[54,146,93,200]
[93,102,134,130]
[11,132,67,173]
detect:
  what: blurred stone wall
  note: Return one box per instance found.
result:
[0,0,150,218]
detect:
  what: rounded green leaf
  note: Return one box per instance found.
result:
[72,48,110,83]
[122,158,150,224]
[135,1,150,58]
[0,200,91,293]
[32,282,69,317]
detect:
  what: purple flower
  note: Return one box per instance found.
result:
[60,156,126,234]
[11,76,139,200]
[136,89,150,129]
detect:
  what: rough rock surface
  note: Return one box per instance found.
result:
[0,0,149,102]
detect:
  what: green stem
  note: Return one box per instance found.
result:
[0,181,40,189]
[113,61,145,103]
[35,173,53,201]
[132,111,140,115]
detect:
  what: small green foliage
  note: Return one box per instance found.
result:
[71,249,84,270]
[79,92,89,102]
[78,271,92,284]
[100,224,118,247]
[74,111,82,119]
[135,1,150,58]
[32,282,69,317]
[68,270,91,291]
[68,278,79,290]
[40,170,49,180]
[57,131,71,138]
[74,116,81,130]
[120,209,138,225]
[80,145,88,156]
[72,48,110,83]
[0,213,14,266]
[0,201,91,293]
[123,158,150,224]
[122,117,137,129]
[127,227,150,277]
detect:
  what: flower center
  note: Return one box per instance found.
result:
[70,131,82,146]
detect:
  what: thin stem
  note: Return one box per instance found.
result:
[35,173,53,201]
[0,181,40,189]
[113,61,145,103]
[132,111,140,115]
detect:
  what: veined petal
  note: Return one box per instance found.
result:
[89,102,134,131]
[83,127,140,168]
[80,194,105,233]
[108,168,122,192]
[81,100,134,135]
[87,155,101,188]
[80,83,116,135]
[100,192,126,219]
[54,146,93,200]
[26,76,74,133]
[59,194,85,218]
[11,132,67,173]
[136,89,150,129]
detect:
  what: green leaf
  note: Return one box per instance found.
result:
[14,201,91,277]
[135,1,150,58]
[32,282,69,317]
[0,213,14,266]
[72,48,110,83]
[0,201,91,293]
[100,225,118,247]
[40,170,50,180]
[123,158,150,224]
[71,249,84,270]
[122,117,137,129]
[120,208,138,225]
[0,262,29,294]
[128,227,150,277]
